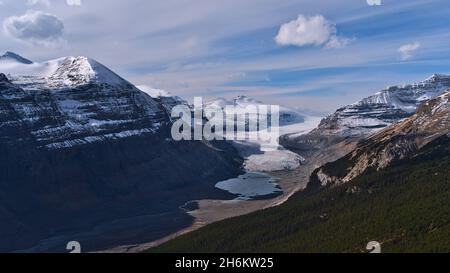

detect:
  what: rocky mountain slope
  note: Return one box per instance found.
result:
[315,90,449,186]
[1,57,164,150]
[282,74,450,155]
[0,52,243,252]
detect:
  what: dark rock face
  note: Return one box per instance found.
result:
[0,73,9,83]
[0,75,243,252]
[0,52,33,65]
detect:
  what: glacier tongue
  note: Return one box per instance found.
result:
[203,95,320,172]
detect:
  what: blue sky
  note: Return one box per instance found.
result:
[1,0,450,112]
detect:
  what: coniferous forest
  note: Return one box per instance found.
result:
[151,137,450,253]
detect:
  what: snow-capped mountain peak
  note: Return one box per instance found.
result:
[318,74,450,136]
[0,52,131,88]
[0,51,33,64]
[316,90,450,186]
[0,52,166,151]
[283,74,450,157]
[423,73,450,84]
[47,56,130,88]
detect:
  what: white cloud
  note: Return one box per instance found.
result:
[398,42,420,60]
[367,0,382,6]
[66,0,81,6]
[325,36,352,49]
[27,0,51,6]
[275,14,351,49]
[26,0,82,6]
[275,15,333,47]
[3,11,65,47]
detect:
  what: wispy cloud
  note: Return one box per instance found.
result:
[66,0,81,6]
[26,0,81,6]
[398,42,420,60]
[366,0,382,6]
[27,0,50,6]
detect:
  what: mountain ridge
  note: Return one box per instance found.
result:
[0,51,33,64]
[281,74,450,155]
[315,90,450,186]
